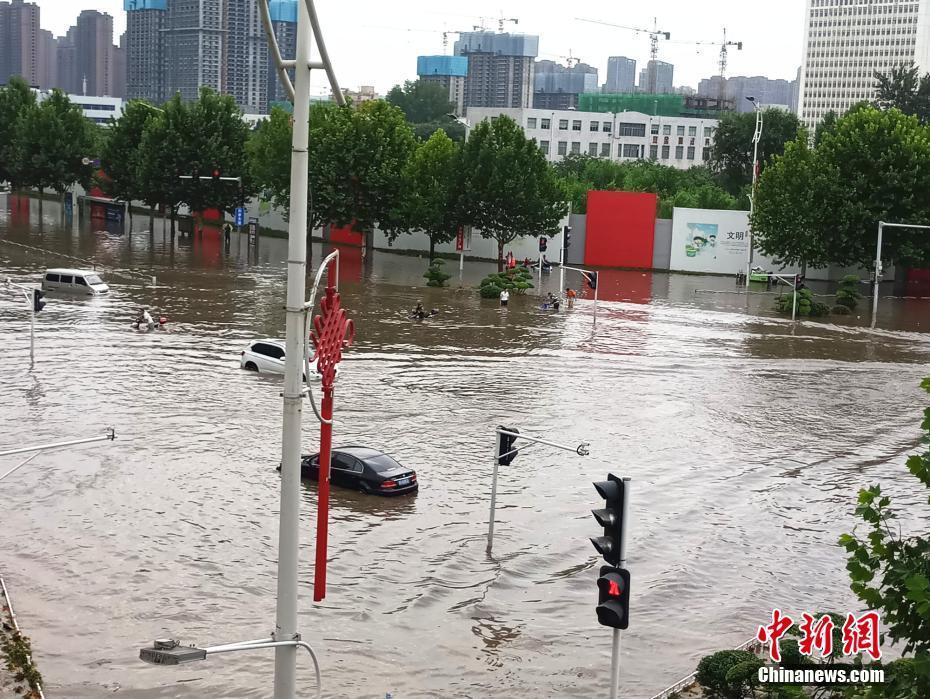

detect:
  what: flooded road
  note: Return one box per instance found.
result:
[2,198,930,698]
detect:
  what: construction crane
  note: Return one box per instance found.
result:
[442,30,460,54]
[473,13,519,32]
[576,16,670,62]
[560,50,581,68]
[674,28,743,101]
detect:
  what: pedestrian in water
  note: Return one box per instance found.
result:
[499,288,510,307]
[223,222,232,246]
[566,287,576,309]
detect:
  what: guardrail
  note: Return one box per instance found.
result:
[649,637,763,699]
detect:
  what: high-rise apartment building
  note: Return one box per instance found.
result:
[532,59,598,110]
[0,0,40,86]
[226,0,269,113]
[56,27,77,93]
[125,0,166,103]
[36,27,56,89]
[111,31,126,98]
[605,56,636,93]
[798,0,930,129]
[697,75,796,112]
[454,31,538,110]
[417,55,468,116]
[639,60,674,94]
[75,10,113,96]
[267,0,297,107]
[165,0,226,101]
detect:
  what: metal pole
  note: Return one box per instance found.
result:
[609,478,631,699]
[594,283,598,325]
[313,387,334,602]
[274,0,313,694]
[0,429,115,459]
[29,294,34,363]
[747,105,762,285]
[791,285,797,323]
[538,250,543,295]
[871,222,883,329]
[487,430,502,554]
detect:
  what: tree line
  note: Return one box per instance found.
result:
[753,64,930,272]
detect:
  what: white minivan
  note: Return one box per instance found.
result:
[42,268,110,295]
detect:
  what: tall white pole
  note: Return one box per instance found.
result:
[29,296,34,363]
[871,222,883,329]
[273,1,313,695]
[487,430,502,553]
[747,105,762,284]
[609,478,631,699]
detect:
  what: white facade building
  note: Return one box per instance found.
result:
[797,0,930,131]
[466,107,718,169]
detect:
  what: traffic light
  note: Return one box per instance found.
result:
[586,271,598,290]
[191,168,200,182]
[596,565,630,629]
[212,168,221,181]
[33,289,46,313]
[538,237,547,253]
[563,225,572,248]
[498,426,518,465]
[591,474,624,565]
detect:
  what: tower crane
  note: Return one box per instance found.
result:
[675,28,743,101]
[473,13,519,32]
[575,16,670,62]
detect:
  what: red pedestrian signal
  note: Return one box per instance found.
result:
[212,168,221,181]
[596,566,631,629]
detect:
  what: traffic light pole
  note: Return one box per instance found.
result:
[561,266,598,323]
[487,427,590,553]
[5,279,36,362]
[609,478,631,699]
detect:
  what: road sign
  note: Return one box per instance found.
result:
[235,207,245,227]
[455,226,464,252]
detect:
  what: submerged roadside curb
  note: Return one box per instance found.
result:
[0,569,44,699]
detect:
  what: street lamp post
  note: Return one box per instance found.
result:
[746,96,763,285]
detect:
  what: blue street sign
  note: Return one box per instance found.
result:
[234,207,245,226]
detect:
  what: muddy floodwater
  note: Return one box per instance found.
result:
[2,199,930,698]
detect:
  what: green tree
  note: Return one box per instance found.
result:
[386,79,453,123]
[20,90,96,196]
[751,135,831,268]
[839,378,930,692]
[0,76,38,192]
[248,101,416,243]
[710,108,804,194]
[753,107,930,270]
[402,129,459,260]
[183,88,255,216]
[248,107,292,214]
[310,100,416,240]
[457,116,566,271]
[136,93,191,228]
[814,110,839,146]
[100,100,158,227]
[874,63,930,124]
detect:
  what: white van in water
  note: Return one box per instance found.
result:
[42,268,109,295]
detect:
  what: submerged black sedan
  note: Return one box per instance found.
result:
[299,447,418,496]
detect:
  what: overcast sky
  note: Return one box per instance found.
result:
[35,0,807,96]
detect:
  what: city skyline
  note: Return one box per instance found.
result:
[27,0,805,97]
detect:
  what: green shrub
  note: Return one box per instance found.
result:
[479,283,502,299]
[835,274,862,310]
[478,267,533,296]
[424,259,451,288]
[831,304,852,315]
[696,650,758,698]
[775,288,829,317]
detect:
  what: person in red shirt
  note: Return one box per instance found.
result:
[566,287,576,309]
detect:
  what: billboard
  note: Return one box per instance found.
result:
[669,208,750,275]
